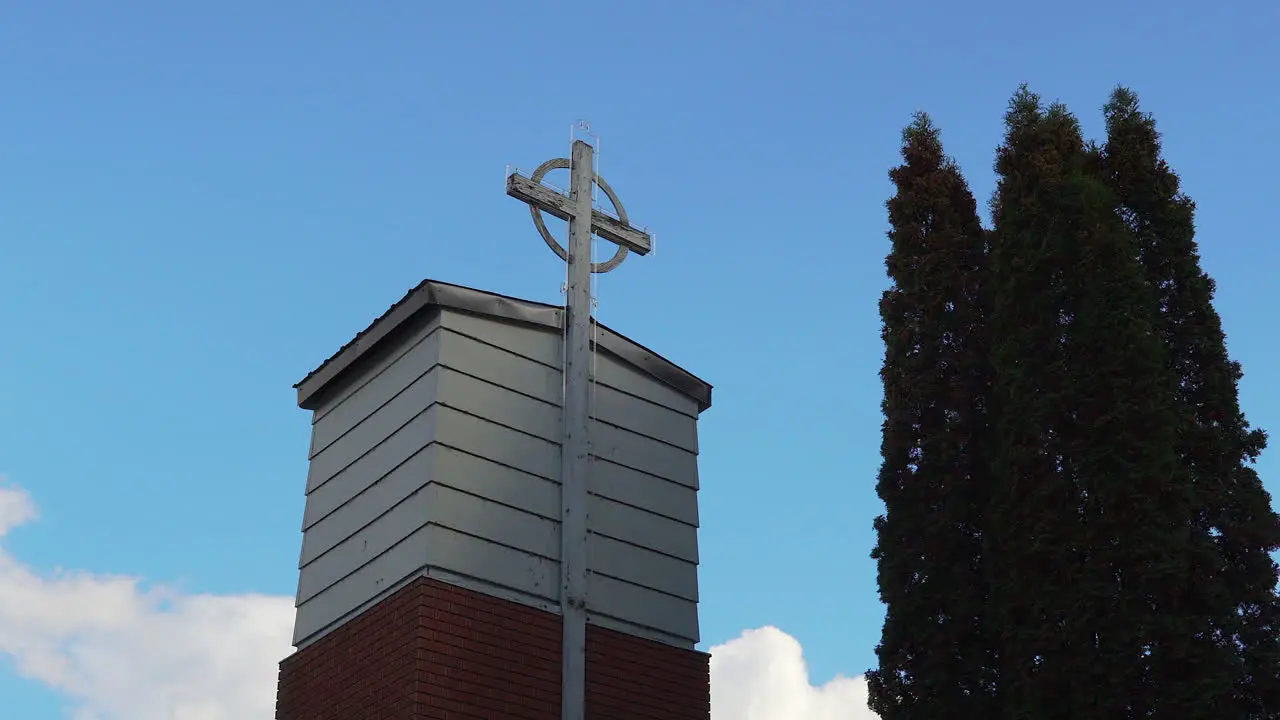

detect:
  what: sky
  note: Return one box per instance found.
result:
[0,1,1276,718]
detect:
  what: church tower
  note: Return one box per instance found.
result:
[273,279,714,719]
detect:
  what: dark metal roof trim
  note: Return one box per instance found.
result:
[294,278,713,412]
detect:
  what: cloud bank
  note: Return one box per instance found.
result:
[0,481,876,719]
[709,626,874,719]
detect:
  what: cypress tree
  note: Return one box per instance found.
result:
[868,114,995,719]
[985,87,1237,719]
[984,89,1090,719]
[1097,87,1280,717]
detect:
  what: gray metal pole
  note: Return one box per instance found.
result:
[560,138,594,720]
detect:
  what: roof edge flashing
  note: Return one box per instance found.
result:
[294,279,712,413]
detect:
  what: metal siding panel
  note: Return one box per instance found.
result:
[588,495,699,563]
[299,444,435,566]
[594,351,699,418]
[592,383,698,453]
[592,422,699,489]
[432,445,559,520]
[437,329,561,405]
[434,405,560,481]
[440,309,560,367]
[305,369,439,493]
[424,567,563,617]
[430,437,700,530]
[296,488,430,604]
[309,329,441,458]
[586,614,695,650]
[310,311,441,423]
[586,574,699,644]
[435,367,559,442]
[424,524,559,602]
[302,408,438,530]
[590,459,699,527]
[441,328,698,454]
[441,309,699,418]
[292,526,429,644]
[588,534,698,601]
[428,484,560,559]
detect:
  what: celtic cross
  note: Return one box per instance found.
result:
[505,129,652,720]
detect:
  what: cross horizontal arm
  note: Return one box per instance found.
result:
[506,173,652,255]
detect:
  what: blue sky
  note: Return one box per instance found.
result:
[1,1,1276,718]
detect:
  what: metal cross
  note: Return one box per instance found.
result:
[506,134,652,720]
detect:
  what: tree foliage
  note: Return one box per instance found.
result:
[1096,87,1280,717]
[870,86,1275,719]
[868,113,994,719]
[985,87,1236,719]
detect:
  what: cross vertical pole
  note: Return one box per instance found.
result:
[507,132,654,717]
[560,138,594,720]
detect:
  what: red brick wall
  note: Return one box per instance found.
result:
[275,577,710,720]
[586,624,711,719]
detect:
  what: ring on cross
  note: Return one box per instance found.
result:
[527,157,631,274]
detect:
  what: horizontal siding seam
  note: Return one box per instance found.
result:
[294,525,426,606]
[312,320,442,425]
[298,485,431,572]
[300,443,434,533]
[589,570,699,604]
[587,491,701,532]
[306,406,436,496]
[438,325,560,372]
[427,521,560,563]
[436,403,561,454]
[434,443,559,486]
[429,481,560,525]
[591,414,699,456]
[310,363,440,460]
[436,363,559,409]
[588,454,694,490]
[424,564,560,606]
[586,612,699,648]
[441,324,700,420]
[292,569,428,649]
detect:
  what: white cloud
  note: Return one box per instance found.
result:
[710,627,876,719]
[0,481,295,720]
[0,481,877,719]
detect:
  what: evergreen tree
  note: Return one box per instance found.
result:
[984,88,1092,719]
[985,87,1237,719]
[868,114,995,719]
[1097,87,1280,717]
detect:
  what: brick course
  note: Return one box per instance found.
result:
[276,577,710,720]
